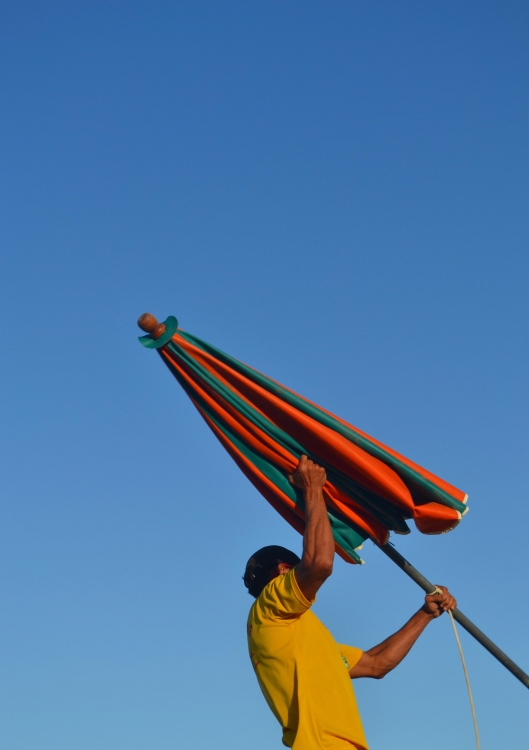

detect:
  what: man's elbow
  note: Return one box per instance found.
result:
[363,654,393,680]
[312,559,333,580]
[371,661,393,680]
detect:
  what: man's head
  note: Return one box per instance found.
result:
[243,545,301,598]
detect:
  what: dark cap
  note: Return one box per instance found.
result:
[243,545,301,598]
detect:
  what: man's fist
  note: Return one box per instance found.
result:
[422,586,457,618]
[288,455,327,491]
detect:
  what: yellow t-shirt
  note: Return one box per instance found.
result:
[247,568,368,750]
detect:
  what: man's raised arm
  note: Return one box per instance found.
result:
[288,455,334,601]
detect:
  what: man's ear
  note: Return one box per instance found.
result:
[277,563,292,575]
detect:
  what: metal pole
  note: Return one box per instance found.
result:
[377,541,529,690]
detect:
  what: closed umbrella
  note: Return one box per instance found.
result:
[137,312,528,689]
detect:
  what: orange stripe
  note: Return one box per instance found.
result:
[325,485,390,545]
[198,407,359,565]
[413,503,462,534]
[169,337,415,512]
[162,351,297,471]
[166,337,462,537]
[166,352,390,543]
[176,335,465,502]
[169,335,271,419]
[258,374,466,503]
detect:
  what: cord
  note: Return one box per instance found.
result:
[431,586,480,750]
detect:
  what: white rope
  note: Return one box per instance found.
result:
[431,587,481,750]
[448,609,481,750]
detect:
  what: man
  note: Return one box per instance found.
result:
[244,455,456,749]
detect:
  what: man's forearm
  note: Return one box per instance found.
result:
[301,487,334,570]
[350,586,457,679]
[289,456,334,601]
[365,609,433,676]
[350,608,434,679]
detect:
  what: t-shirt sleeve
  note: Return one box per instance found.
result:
[256,567,314,621]
[337,644,363,671]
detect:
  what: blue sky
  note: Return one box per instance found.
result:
[1,2,528,748]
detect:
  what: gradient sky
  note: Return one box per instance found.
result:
[1,2,528,749]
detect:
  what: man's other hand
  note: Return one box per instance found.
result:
[288,455,326,491]
[422,586,457,618]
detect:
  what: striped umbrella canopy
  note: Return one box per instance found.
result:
[138,313,468,565]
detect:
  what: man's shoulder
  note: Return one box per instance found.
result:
[248,571,318,627]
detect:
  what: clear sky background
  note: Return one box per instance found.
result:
[1,2,528,749]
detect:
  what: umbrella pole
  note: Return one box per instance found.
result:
[377,541,529,689]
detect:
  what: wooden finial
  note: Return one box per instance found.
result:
[138,312,166,340]
[138,313,158,332]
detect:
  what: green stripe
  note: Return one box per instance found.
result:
[162,354,366,561]
[164,342,306,456]
[177,330,466,513]
[161,343,412,533]
[200,401,367,564]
